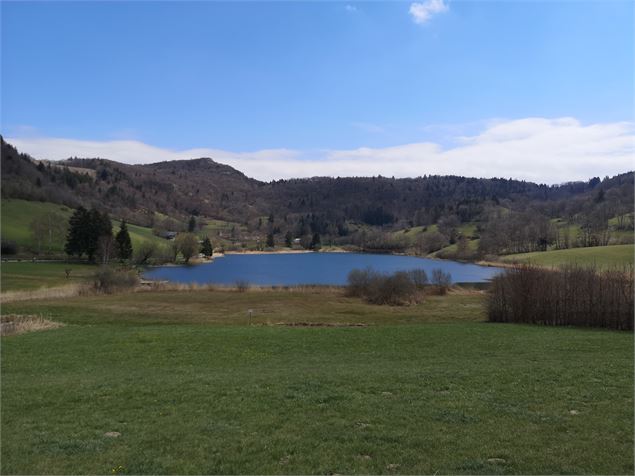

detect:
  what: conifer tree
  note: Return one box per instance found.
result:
[65,206,89,258]
[116,220,133,261]
[200,236,213,258]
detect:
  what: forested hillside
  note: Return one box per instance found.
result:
[2,136,633,259]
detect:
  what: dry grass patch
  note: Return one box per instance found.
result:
[0,314,64,336]
[0,284,86,303]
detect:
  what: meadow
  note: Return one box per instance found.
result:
[1,282,633,474]
[1,261,96,291]
[500,243,634,268]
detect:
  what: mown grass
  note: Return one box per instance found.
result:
[500,244,634,269]
[1,288,633,474]
[1,262,96,292]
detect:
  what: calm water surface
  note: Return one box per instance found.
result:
[144,252,503,285]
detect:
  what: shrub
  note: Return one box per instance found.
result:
[235,280,250,292]
[92,266,139,294]
[430,268,452,295]
[408,269,428,289]
[346,268,423,305]
[1,239,18,255]
[346,268,380,298]
[487,264,634,330]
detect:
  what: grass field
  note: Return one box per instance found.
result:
[112,220,166,250]
[1,262,97,291]
[1,199,74,253]
[500,244,634,268]
[1,287,633,474]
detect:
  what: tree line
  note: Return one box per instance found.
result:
[488,264,634,330]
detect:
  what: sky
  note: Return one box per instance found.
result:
[2,0,634,184]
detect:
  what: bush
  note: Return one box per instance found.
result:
[92,266,139,294]
[408,269,428,289]
[346,268,379,298]
[487,264,634,330]
[235,280,250,292]
[1,239,18,255]
[430,268,452,295]
[346,268,423,305]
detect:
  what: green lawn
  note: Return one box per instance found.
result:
[1,289,633,474]
[501,244,634,268]
[1,262,97,292]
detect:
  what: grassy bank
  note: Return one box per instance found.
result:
[1,288,633,474]
[500,244,634,268]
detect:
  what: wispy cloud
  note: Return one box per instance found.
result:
[345,4,357,13]
[7,118,634,184]
[409,0,448,25]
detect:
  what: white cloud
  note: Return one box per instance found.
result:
[6,117,634,184]
[345,4,357,13]
[409,0,448,25]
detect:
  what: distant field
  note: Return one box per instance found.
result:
[501,244,634,268]
[1,199,169,256]
[431,238,480,258]
[1,262,96,291]
[1,288,632,474]
[1,199,73,253]
[112,220,166,249]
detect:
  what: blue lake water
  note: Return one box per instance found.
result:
[143,252,503,286]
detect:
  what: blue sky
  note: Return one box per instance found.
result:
[2,1,634,182]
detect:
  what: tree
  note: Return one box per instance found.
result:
[188,215,197,232]
[266,233,275,248]
[134,241,158,265]
[310,233,321,250]
[431,268,452,295]
[86,209,112,262]
[175,233,199,263]
[285,231,293,247]
[200,236,213,258]
[456,235,471,259]
[65,207,112,262]
[97,235,115,265]
[115,220,133,261]
[438,215,460,244]
[416,230,448,254]
[65,206,90,258]
[29,218,48,255]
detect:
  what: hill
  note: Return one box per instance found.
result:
[1,137,633,260]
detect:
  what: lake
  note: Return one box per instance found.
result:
[143,252,503,286]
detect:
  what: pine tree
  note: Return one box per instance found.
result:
[64,207,113,262]
[200,236,213,258]
[285,231,293,247]
[86,209,112,262]
[266,233,275,248]
[116,220,133,261]
[188,216,197,232]
[65,206,89,258]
